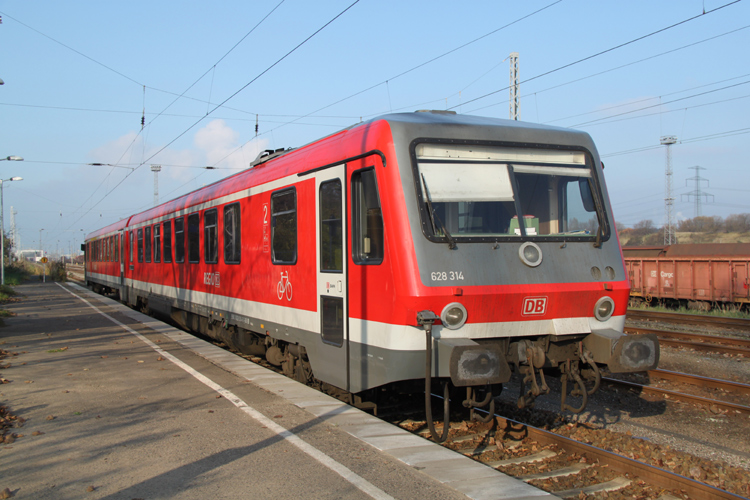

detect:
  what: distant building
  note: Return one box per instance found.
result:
[18,249,43,262]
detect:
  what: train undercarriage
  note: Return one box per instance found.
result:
[89,283,658,444]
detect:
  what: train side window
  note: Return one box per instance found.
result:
[154,224,161,263]
[175,217,185,263]
[204,208,218,264]
[115,234,119,262]
[144,226,152,263]
[351,168,384,265]
[137,229,144,263]
[320,179,342,272]
[224,203,241,264]
[188,213,200,263]
[163,220,172,263]
[130,231,134,263]
[271,188,297,264]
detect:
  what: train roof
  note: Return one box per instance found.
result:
[85,217,130,240]
[381,110,596,145]
[89,111,599,235]
[622,243,750,258]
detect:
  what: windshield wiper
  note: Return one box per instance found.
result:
[421,173,457,250]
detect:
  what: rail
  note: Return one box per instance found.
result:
[624,326,750,356]
[403,407,747,499]
[603,375,750,416]
[627,309,750,332]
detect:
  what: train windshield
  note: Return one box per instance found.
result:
[415,143,604,240]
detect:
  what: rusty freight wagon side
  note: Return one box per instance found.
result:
[623,244,750,309]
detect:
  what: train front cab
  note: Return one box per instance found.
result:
[385,119,659,439]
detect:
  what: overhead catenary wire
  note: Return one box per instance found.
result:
[14,2,749,243]
[62,0,362,238]
[601,126,750,158]
[569,80,750,127]
[462,24,750,117]
[447,0,743,111]
[199,2,564,178]
[571,93,750,129]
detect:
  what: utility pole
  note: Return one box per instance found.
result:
[682,166,713,218]
[508,52,520,120]
[9,206,17,259]
[151,165,161,206]
[660,135,677,245]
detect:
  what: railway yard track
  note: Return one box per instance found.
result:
[626,309,750,333]
[626,309,750,357]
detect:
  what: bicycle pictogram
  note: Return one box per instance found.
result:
[277,271,293,301]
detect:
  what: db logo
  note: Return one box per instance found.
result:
[522,297,547,316]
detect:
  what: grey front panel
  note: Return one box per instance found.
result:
[383,113,625,288]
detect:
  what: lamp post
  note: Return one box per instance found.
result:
[1,177,23,285]
[0,156,23,162]
[39,228,45,283]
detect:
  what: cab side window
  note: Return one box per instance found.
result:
[351,168,384,264]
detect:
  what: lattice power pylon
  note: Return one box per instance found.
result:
[682,165,713,218]
[508,52,519,120]
[660,136,677,245]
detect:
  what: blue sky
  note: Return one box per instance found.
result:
[1,0,748,255]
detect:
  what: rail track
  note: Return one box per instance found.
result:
[624,325,750,356]
[627,309,750,333]
[393,408,748,499]
[604,369,750,416]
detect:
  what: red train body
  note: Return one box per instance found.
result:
[85,111,658,418]
[623,244,750,309]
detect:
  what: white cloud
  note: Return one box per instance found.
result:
[194,119,268,171]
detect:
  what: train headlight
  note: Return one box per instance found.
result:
[518,242,542,267]
[441,302,467,330]
[594,296,615,322]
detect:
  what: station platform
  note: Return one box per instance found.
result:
[0,281,556,500]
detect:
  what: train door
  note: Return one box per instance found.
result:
[118,230,125,300]
[315,164,349,391]
[733,262,749,300]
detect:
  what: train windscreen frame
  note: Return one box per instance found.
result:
[411,141,609,244]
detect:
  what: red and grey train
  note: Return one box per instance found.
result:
[85,111,658,439]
